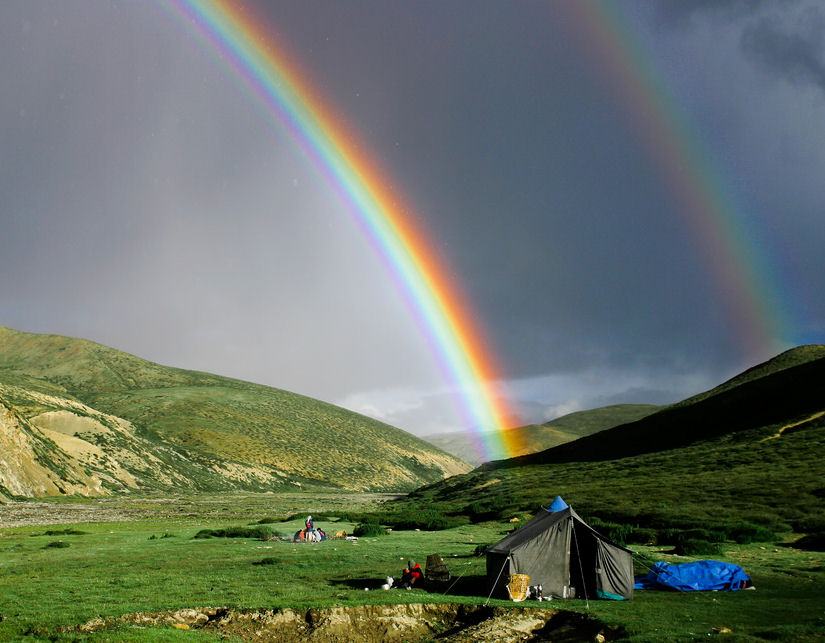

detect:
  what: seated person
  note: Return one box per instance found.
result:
[396,560,423,589]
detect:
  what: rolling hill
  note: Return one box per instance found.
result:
[424,404,660,465]
[491,345,825,469]
[389,346,825,535]
[0,326,470,499]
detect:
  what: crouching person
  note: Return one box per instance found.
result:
[397,560,423,589]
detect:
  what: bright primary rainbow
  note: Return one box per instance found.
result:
[161,1,795,463]
[162,0,525,462]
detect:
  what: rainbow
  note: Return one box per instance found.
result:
[561,1,793,361]
[161,0,525,462]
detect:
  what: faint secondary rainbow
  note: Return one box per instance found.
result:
[562,1,794,362]
[162,0,524,461]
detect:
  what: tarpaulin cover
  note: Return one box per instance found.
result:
[634,560,751,592]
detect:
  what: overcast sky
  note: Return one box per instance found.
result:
[2,1,823,437]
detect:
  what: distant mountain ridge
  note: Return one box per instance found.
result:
[424,404,660,465]
[489,345,825,469]
[389,345,825,535]
[0,326,469,499]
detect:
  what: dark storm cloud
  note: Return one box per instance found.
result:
[742,12,825,94]
[2,1,823,436]
[653,0,767,25]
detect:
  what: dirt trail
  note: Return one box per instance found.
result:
[71,604,622,642]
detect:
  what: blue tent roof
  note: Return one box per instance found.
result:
[547,496,569,512]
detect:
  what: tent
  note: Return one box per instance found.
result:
[486,498,634,601]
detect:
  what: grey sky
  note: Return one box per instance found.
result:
[1,1,823,437]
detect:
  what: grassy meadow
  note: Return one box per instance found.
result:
[0,493,823,641]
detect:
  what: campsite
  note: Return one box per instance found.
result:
[0,491,823,641]
[4,0,825,639]
[1,338,824,640]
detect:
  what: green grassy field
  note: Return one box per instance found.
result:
[0,494,822,641]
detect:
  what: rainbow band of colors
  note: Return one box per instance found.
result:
[562,1,791,359]
[163,0,523,461]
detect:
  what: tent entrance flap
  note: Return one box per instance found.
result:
[570,518,599,600]
[485,553,512,600]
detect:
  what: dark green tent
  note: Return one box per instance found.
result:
[486,501,634,601]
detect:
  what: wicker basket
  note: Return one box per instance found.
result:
[425,554,451,583]
[506,573,530,601]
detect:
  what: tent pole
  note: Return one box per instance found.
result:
[571,518,590,609]
[484,555,510,606]
[441,561,471,596]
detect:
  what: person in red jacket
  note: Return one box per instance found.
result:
[398,560,423,589]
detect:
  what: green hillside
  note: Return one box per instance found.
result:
[424,404,659,465]
[495,346,825,468]
[387,346,825,539]
[0,326,469,498]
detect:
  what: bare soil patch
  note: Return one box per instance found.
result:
[70,603,622,642]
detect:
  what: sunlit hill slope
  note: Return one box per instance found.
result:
[0,326,469,499]
[391,346,825,535]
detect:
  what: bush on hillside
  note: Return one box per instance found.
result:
[44,541,70,549]
[792,516,825,533]
[468,495,510,523]
[673,539,722,556]
[588,519,633,545]
[353,519,386,537]
[380,509,466,531]
[789,533,825,552]
[728,522,775,544]
[626,527,658,545]
[252,557,278,566]
[194,526,271,541]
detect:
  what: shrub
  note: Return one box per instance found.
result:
[679,528,719,542]
[44,541,70,549]
[193,526,271,540]
[380,509,466,531]
[792,516,825,533]
[353,520,386,537]
[627,527,658,545]
[149,532,176,540]
[252,557,278,566]
[467,495,509,523]
[789,533,825,552]
[728,523,774,544]
[673,539,722,556]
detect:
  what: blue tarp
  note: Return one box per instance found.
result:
[635,560,751,592]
